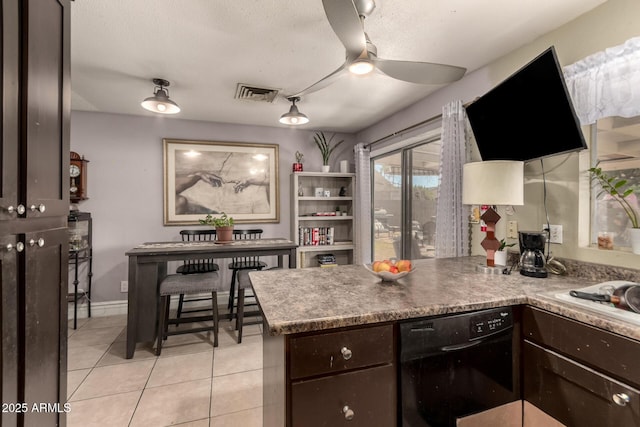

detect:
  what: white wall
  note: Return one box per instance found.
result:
[70,111,355,302]
[357,0,640,270]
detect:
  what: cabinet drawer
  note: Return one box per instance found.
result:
[523,306,640,387]
[524,340,640,427]
[291,364,396,427]
[289,324,393,379]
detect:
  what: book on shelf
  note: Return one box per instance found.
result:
[317,253,337,267]
[298,226,335,246]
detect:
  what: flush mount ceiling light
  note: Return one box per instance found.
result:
[141,78,181,114]
[279,97,309,125]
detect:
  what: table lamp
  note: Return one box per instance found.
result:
[462,160,524,273]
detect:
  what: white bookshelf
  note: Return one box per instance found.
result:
[291,172,356,268]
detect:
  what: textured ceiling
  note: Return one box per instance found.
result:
[70,0,606,133]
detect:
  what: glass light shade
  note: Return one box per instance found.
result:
[141,88,181,114]
[349,59,374,75]
[279,104,309,125]
[462,161,524,206]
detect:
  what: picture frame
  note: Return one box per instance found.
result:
[163,139,279,225]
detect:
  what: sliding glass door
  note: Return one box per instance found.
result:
[372,137,441,261]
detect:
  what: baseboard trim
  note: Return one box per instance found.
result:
[68,292,233,320]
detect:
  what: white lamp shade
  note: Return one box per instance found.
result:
[462,160,524,206]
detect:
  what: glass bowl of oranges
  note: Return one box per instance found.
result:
[364,259,413,282]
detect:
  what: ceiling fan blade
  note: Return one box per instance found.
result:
[290,61,349,98]
[374,58,467,85]
[322,0,366,59]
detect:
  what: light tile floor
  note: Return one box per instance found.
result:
[66,310,263,427]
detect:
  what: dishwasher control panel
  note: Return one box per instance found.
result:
[469,308,513,339]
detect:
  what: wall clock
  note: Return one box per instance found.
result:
[70,151,89,202]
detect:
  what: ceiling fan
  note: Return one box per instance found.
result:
[291,0,467,97]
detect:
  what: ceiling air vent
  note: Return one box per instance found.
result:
[234,84,279,103]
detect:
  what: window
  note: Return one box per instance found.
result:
[590,115,640,249]
[372,137,441,261]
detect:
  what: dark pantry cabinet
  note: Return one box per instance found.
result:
[1,0,70,426]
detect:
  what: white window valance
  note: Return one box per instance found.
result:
[563,37,640,125]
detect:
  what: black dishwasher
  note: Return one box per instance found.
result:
[399,307,517,427]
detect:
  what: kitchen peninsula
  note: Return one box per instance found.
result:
[250,257,640,427]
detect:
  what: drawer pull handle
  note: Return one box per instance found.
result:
[6,242,24,253]
[29,238,45,248]
[7,205,26,215]
[613,393,630,406]
[341,346,352,360]
[342,405,354,420]
[29,204,46,213]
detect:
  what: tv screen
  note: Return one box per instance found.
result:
[465,47,587,162]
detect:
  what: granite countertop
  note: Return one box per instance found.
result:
[249,256,640,341]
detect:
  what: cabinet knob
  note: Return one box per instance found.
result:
[341,346,352,360]
[613,392,630,406]
[7,205,26,215]
[29,238,45,248]
[29,204,46,213]
[6,242,24,253]
[342,405,355,420]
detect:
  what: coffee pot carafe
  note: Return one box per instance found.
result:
[519,231,548,278]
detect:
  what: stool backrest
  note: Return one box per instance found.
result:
[179,229,217,273]
[232,229,263,263]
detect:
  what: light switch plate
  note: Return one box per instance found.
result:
[507,221,518,239]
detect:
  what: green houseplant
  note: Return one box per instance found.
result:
[200,212,234,242]
[313,131,343,172]
[495,238,516,266]
[589,165,640,254]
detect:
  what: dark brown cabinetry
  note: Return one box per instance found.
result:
[265,323,396,427]
[1,0,70,426]
[522,307,640,427]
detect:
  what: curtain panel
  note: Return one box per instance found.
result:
[435,100,469,258]
[563,36,640,125]
[354,143,372,264]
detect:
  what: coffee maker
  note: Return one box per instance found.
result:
[519,231,548,278]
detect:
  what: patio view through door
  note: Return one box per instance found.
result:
[372,137,441,261]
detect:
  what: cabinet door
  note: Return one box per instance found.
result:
[22,0,70,218]
[0,0,20,222]
[23,227,68,427]
[1,234,19,427]
[524,340,640,427]
[291,364,396,427]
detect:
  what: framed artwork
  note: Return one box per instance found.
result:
[163,139,279,225]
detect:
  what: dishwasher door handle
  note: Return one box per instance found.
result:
[440,340,482,352]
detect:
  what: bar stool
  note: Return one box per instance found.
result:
[156,271,221,356]
[236,270,261,344]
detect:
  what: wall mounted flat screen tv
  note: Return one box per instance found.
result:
[465,47,587,162]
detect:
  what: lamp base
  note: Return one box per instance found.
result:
[475,265,506,275]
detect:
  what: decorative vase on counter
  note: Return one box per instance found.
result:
[494,250,508,266]
[630,228,640,254]
[322,165,330,173]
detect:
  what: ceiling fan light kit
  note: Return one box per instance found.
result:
[141,78,181,114]
[279,97,309,125]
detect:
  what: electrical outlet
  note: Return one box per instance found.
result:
[542,224,563,244]
[120,281,128,293]
[507,221,518,239]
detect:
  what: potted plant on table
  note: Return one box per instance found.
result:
[200,212,234,242]
[589,165,640,254]
[313,131,343,173]
[495,238,516,266]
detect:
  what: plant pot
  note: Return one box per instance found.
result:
[494,250,508,266]
[215,226,234,242]
[322,165,330,173]
[630,228,640,255]
[292,163,303,172]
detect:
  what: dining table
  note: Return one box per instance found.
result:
[124,237,297,358]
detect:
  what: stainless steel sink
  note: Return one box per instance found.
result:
[545,280,640,326]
